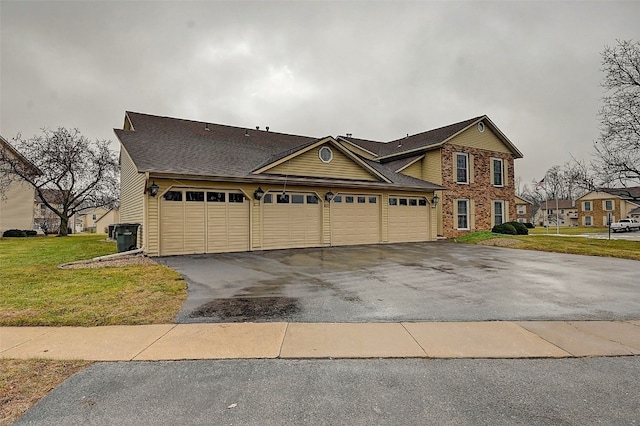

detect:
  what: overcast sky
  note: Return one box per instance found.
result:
[2,1,639,187]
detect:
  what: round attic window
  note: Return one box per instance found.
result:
[478,122,485,132]
[319,146,333,163]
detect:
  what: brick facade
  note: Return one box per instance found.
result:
[441,143,515,238]
[578,198,619,227]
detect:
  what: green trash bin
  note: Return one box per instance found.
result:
[115,223,140,253]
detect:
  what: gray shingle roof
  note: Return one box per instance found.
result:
[600,187,640,200]
[115,112,448,190]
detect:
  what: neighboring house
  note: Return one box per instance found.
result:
[33,189,68,234]
[84,207,120,233]
[116,112,522,256]
[538,199,578,227]
[577,187,640,227]
[514,195,533,224]
[0,135,37,234]
[630,207,640,220]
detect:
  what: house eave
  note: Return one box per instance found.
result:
[145,171,446,192]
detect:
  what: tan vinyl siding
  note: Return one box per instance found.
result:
[265,145,378,181]
[0,179,34,233]
[451,125,512,154]
[119,147,146,224]
[422,151,442,185]
[399,160,422,180]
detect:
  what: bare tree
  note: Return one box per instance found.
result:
[594,39,640,185]
[0,128,119,236]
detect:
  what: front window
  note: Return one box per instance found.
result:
[584,216,592,226]
[456,153,468,184]
[492,158,503,186]
[457,200,469,229]
[604,200,614,211]
[583,201,592,212]
[494,201,504,225]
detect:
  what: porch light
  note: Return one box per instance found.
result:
[254,187,265,200]
[148,181,159,197]
[325,191,335,202]
[431,194,440,208]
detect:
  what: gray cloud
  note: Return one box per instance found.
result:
[2,1,639,187]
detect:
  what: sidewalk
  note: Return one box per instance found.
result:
[2,320,639,361]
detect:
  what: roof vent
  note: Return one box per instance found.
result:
[256,126,260,130]
[266,126,270,132]
[204,123,210,131]
[245,129,249,137]
[346,133,352,138]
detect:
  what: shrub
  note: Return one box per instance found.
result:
[3,229,27,237]
[492,223,517,235]
[507,221,529,235]
[24,230,38,237]
[524,222,535,229]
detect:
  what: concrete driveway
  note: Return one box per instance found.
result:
[156,242,640,323]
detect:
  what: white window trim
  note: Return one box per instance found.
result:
[492,157,504,187]
[604,200,614,211]
[584,215,592,226]
[456,199,470,230]
[455,153,469,184]
[319,146,333,163]
[583,201,592,212]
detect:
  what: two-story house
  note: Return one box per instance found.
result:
[339,116,523,238]
[514,196,534,224]
[116,112,522,256]
[0,135,37,235]
[577,188,640,227]
[538,199,578,227]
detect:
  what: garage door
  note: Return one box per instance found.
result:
[331,194,381,246]
[388,196,430,243]
[262,192,322,250]
[160,189,249,256]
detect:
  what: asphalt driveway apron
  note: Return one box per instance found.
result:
[155,242,640,323]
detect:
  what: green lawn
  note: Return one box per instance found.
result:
[454,231,640,261]
[0,235,186,326]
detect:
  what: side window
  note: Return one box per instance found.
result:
[456,153,468,184]
[457,200,469,229]
[494,200,504,225]
[492,158,503,186]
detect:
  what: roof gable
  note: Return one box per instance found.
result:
[254,138,387,182]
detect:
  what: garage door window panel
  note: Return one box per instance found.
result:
[207,192,225,202]
[229,193,245,203]
[292,194,304,204]
[164,191,183,201]
[369,197,377,204]
[307,195,319,204]
[263,194,272,203]
[389,198,398,206]
[277,194,290,204]
[186,191,204,202]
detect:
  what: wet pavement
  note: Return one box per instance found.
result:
[156,242,640,323]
